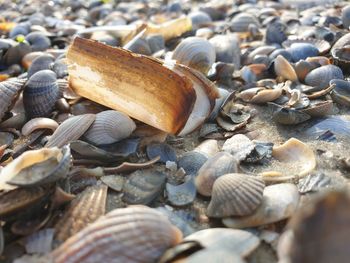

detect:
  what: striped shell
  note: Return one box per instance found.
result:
[27,54,55,78]
[195,152,238,197]
[0,77,26,120]
[206,173,265,218]
[274,55,298,82]
[23,70,59,118]
[230,13,260,32]
[171,37,216,74]
[51,206,183,263]
[301,100,333,117]
[46,114,96,148]
[305,65,344,89]
[54,184,107,244]
[283,38,330,55]
[84,110,136,145]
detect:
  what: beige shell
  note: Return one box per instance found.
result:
[66,37,218,135]
[54,184,107,244]
[45,114,96,148]
[171,37,216,74]
[84,110,136,145]
[238,87,282,104]
[260,138,316,182]
[305,56,331,66]
[274,55,298,82]
[51,206,183,263]
[207,173,265,218]
[195,152,238,196]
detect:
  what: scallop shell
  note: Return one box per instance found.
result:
[7,145,71,187]
[195,152,238,197]
[274,55,298,82]
[283,38,330,55]
[207,173,265,218]
[0,77,26,121]
[54,184,107,244]
[230,13,260,32]
[46,114,96,148]
[171,37,216,74]
[305,65,344,89]
[84,110,136,145]
[23,70,59,118]
[51,206,183,263]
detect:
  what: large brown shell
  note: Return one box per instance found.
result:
[51,206,183,263]
[207,173,265,218]
[54,184,107,244]
[45,114,96,148]
[195,152,238,197]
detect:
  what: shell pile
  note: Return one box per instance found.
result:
[0,0,350,262]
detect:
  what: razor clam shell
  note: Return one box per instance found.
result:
[305,65,344,89]
[0,77,26,121]
[8,145,71,187]
[166,175,197,206]
[54,184,108,244]
[51,206,183,263]
[45,114,96,148]
[195,152,238,197]
[84,110,136,145]
[122,170,166,205]
[207,173,265,218]
[146,143,177,164]
[25,228,55,254]
[171,37,216,74]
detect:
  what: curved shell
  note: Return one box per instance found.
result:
[84,110,136,145]
[342,5,350,29]
[189,11,212,29]
[51,206,183,263]
[195,152,238,196]
[21,118,59,136]
[274,55,298,81]
[230,13,260,32]
[27,54,55,78]
[209,34,241,69]
[238,87,282,104]
[269,102,310,125]
[266,21,287,44]
[283,38,330,55]
[54,184,107,244]
[294,60,316,82]
[207,173,265,218]
[0,77,26,121]
[171,37,216,74]
[330,79,350,106]
[25,32,51,52]
[23,70,59,118]
[5,146,71,187]
[305,65,344,89]
[301,100,333,117]
[178,151,208,176]
[287,43,319,62]
[46,114,96,148]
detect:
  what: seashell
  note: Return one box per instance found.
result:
[223,183,299,228]
[301,100,333,117]
[146,34,165,54]
[183,247,245,262]
[146,143,177,164]
[268,102,311,125]
[230,13,260,32]
[0,77,26,121]
[209,34,241,69]
[21,118,59,136]
[0,186,50,221]
[266,21,287,44]
[305,116,350,139]
[4,41,32,66]
[269,48,292,61]
[297,173,331,194]
[6,146,71,187]
[171,37,216,74]
[101,175,125,192]
[52,58,68,78]
[195,152,238,197]
[66,37,218,135]
[330,79,350,107]
[194,139,219,158]
[25,32,51,52]
[84,110,136,145]
[27,54,55,78]
[342,5,350,29]
[222,134,255,161]
[287,43,319,62]
[54,184,107,244]
[177,151,208,176]
[195,27,214,39]
[22,51,45,69]
[208,87,230,121]
[123,30,152,56]
[305,65,344,90]
[305,56,330,66]
[274,55,298,82]
[294,60,317,82]
[240,64,267,83]
[166,175,197,206]
[26,228,55,254]
[188,11,212,29]
[0,132,14,148]
[283,38,330,55]
[122,170,166,205]
[51,206,183,263]
[207,173,265,218]
[9,23,30,39]
[331,33,350,74]
[46,114,96,148]
[23,70,60,118]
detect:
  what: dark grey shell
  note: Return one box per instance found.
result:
[265,21,287,44]
[330,79,350,107]
[177,151,208,176]
[305,65,344,89]
[189,11,212,29]
[209,34,241,69]
[0,77,26,120]
[4,42,32,66]
[166,175,197,206]
[230,13,260,32]
[146,143,177,164]
[23,70,59,118]
[25,32,51,52]
[268,102,311,125]
[9,22,30,39]
[27,54,55,78]
[287,43,319,62]
[146,34,165,54]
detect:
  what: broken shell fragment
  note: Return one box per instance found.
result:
[207,173,265,218]
[66,37,218,135]
[51,206,182,263]
[21,117,59,136]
